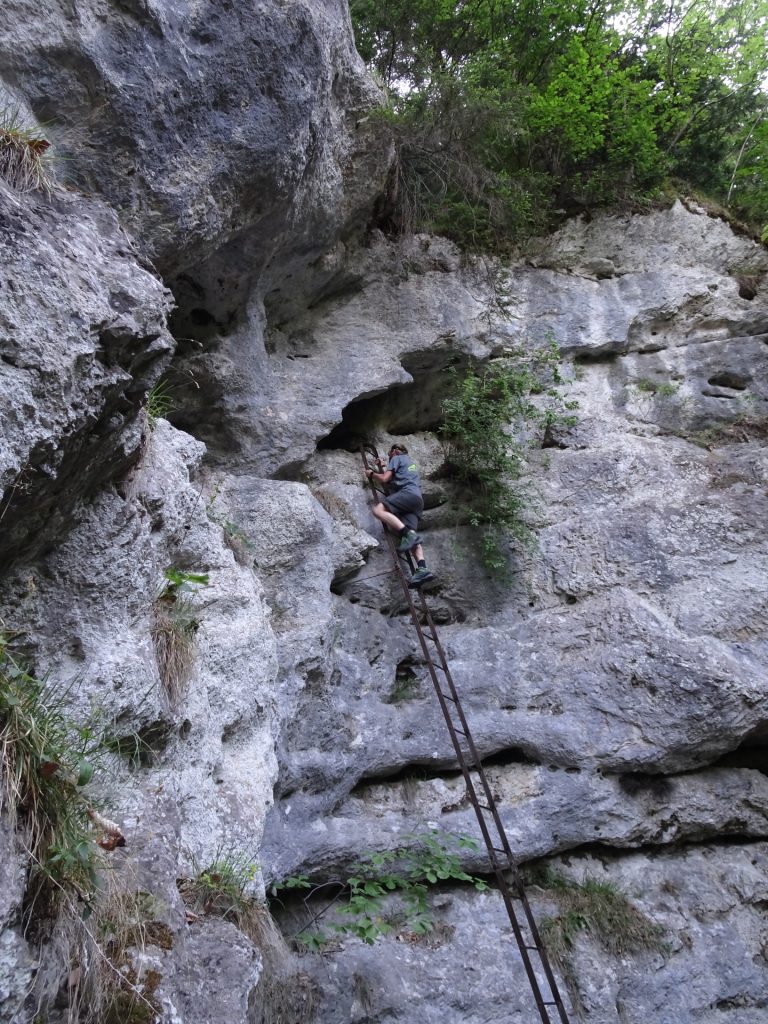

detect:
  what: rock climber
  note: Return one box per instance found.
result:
[366,443,436,588]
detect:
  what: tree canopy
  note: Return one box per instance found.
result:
[350,0,768,247]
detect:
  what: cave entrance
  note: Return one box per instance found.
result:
[316,349,469,451]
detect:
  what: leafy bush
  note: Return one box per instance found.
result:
[271,830,488,948]
[352,0,768,242]
[439,344,576,573]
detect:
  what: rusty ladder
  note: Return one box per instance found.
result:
[361,444,571,1024]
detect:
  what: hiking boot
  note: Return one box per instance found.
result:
[408,567,436,588]
[397,530,421,552]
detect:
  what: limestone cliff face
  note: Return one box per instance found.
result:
[1,4,768,1024]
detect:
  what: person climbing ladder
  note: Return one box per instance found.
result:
[366,443,436,588]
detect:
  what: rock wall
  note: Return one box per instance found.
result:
[1,4,768,1024]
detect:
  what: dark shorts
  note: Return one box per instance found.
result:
[383,488,423,532]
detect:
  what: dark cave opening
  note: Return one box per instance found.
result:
[316,349,469,452]
[711,725,768,775]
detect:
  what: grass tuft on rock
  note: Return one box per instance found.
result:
[0,108,53,193]
[0,636,99,911]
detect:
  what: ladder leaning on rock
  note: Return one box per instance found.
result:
[361,444,571,1024]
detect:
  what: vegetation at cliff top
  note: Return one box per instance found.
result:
[350,0,768,248]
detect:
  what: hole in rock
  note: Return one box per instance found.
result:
[736,276,758,300]
[383,657,423,704]
[107,720,172,767]
[618,773,673,798]
[574,350,620,365]
[351,762,463,795]
[189,307,216,327]
[707,371,750,391]
[317,350,469,452]
[711,723,768,775]
[480,746,539,767]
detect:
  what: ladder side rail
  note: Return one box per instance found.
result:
[416,592,571,1022]
[361,447,570,1024]
[382,532,565,1024]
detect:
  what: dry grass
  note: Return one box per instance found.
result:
[0,108,53,193]
[309,488,351,522]
[37,870,167,1024]
[531,869,667,1019]
[179,859,318,1024]
[151,595,198,704]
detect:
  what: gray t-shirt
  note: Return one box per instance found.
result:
[388,453,421,494]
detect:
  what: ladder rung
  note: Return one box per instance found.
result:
[439,691,456,702]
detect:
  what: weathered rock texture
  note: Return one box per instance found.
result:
[0,181,173,565]
[1,4,768,1023]
[0,0,389,321]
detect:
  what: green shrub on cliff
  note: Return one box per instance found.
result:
[440,343,576,572]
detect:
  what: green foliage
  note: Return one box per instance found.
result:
[206,485,256,566]
[439,343,575,573]
[145,379,175,430]
[632,378,680,396]
[0,637,100,907]
[351,0,768,244]
[0,107,53,194]
[161,567,210,593]
[272,831,488,948]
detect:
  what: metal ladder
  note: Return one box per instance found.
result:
[361,445,571,1024]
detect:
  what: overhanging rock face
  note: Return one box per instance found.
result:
[0,0,390,318]
[0,183,174,565]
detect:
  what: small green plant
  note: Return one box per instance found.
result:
[632,378,679,397]
[151,569,209,703]
[186,849,260,920]
[145,379,175,430]
[529,867,667,1016]
[206,485,256,566]
[440,341,575,573]
[0,107,53,193]
[0,637,103,912]
[384,661,422,704]
[271,831,488,947]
